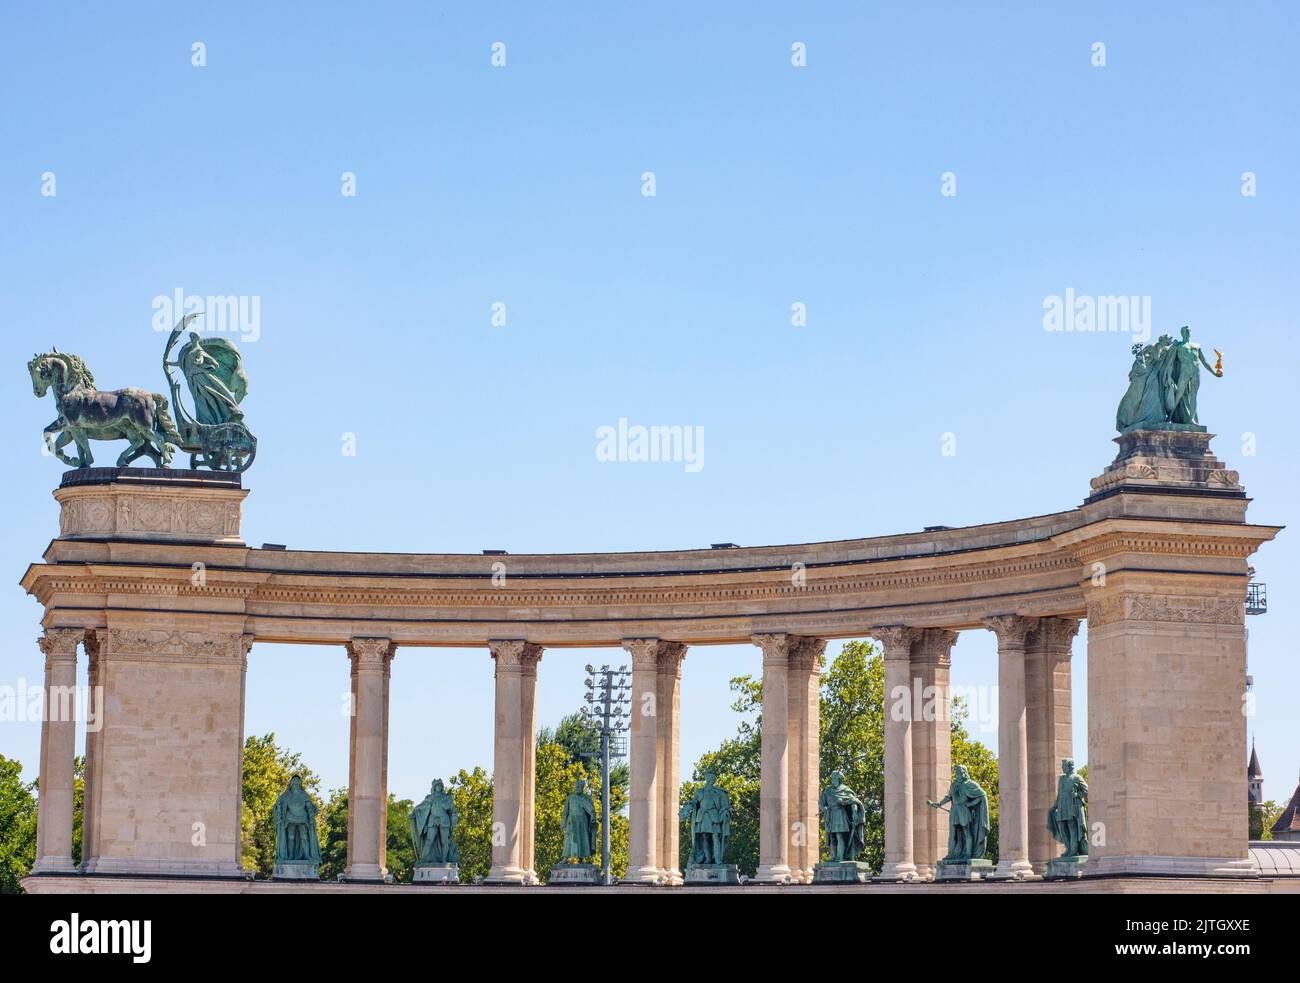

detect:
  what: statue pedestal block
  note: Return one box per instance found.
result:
[685,864,740,885]
[549,863,601,885]
[413,864,459,884]
[813,861,873,884]
[273,862,319,880]
[935,859,993,882]
[1045,856,1088,880]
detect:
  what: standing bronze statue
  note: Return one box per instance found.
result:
[680,771,739,884]
[550,776,602,885]
[928,765,992,880]
[272,775,321,879]
[813,771,873,883]
[410,778,459,870]
[1046,758,1090,879]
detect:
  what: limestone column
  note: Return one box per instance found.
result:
[787,636,825,883]
[32,628,82,874]
[984,615,1038,880]
[486,639,542,884]
[519,649,540,883]
[1026,617,1078,872]
[752,633,792,883]
[622,638,664,882]
[345,638,395,881]
[912,628,956,880]
[655,642,688,885]
[80,629,104,872]
[873,627,920,881]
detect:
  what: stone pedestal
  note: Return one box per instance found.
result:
[54,467,247,544]
[1045,856,1088,880]
[274,862,319,880]
[549,863,601,885]
[413,864,459,884]
[936,859,993,882]
[685,865,740,885]
[814,861,872,884]
[1061,429,1280,878]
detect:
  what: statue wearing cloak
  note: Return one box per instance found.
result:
[1115,335,1172,431]
[273,775,321,873]
[680,771,731,866]
[173,332,247,425]
[410,778,459,865]
[928,765,990,863]
[818,771,866,862]
[1047,758,1089,858]
[561,777,598,861]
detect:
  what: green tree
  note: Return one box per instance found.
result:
[240,733,321,877]
[316,788,348,881]
[448,766,494,882]
[0,755,38,894]
[1250,799,1284,840]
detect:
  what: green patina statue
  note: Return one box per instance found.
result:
[29,313,257,472]
[272,775,321,878]
[680,770,732,867]
[410,778,459,866]
[818,771,866,862]
[1116,326,1222,432]
[560,776,598,862]
[928,765,990,863]
[1048,757,1089,858]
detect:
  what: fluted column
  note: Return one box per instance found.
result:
[984,615,1038,880]
[345,637,394,881]
[33,628,83,874]
[752,633,792,883]
[1027,617,1079,872]
[656,642,688,884]
[873,627,920,881]
[787,636,825,883]
[486,639,543,884]
[622,638,665,882]
[912,628,956,880]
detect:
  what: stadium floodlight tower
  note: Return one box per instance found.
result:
[580,663,631,885]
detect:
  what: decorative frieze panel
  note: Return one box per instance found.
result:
[1086,591,1243,628]
[55,484,245,544]
[100,628,249,665]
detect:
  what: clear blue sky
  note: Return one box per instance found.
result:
[3,3,1297,808]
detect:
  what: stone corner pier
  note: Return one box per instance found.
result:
[19,432,1282,890]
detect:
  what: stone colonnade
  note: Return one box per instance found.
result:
[28,620,1081,884]
[23,427,1279,887]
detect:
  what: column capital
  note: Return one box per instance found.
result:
[656,641,688,673]
[751,632,790,667]
[787,635,827,672]
[983,614,1039,649]
[347,637,394,671]
[621,637,677,668]
[37,628,84,662]
[489,639,543,670]
[869,626,921,661]
[1035,616,1081,651]
[913,628,958,667]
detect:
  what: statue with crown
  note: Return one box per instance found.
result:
[28,313,257,472]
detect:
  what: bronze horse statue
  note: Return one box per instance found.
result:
[29,349,180,468]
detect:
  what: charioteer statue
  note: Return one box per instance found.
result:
[29,312,257,472]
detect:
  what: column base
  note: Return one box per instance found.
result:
[30,855,77,875]
[621,865,667,885]
[913,864,936,882]
[989,859,1041,881]
[877,861,920,882]
[484,864,529,884]
[752,863,796,884]
[1086,855,1259,878]
[342,863,386,882]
